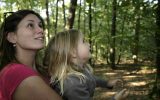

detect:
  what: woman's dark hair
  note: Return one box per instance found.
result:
[0,9,45,70]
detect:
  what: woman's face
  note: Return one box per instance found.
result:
[13,14,45,51]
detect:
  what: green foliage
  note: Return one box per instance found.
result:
[86,0,93,3]
[0,0,156,65]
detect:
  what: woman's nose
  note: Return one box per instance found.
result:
[36,26,44,34]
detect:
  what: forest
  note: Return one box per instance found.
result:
[0,0,160,99]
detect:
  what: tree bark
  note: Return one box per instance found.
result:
[155,0,160,98]
[54,0,59,34]
[117,14,126,65]
[46,0,50,39]
[78,0,81,29]
[83,1,86,34]
[149,0,160,99]
[133,2,140,65]
[66,0,77,29]
[88,3,93,66]
[110,0,117,69]
[62,0,66,28]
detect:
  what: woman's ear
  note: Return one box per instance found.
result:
[7,32,17,43]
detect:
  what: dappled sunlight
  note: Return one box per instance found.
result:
[122,75,143,81]
[94,68,108,72]
[103,72,117,76]
[100,91,116,97]
[123,75,138,78]
[137,69,156,74]
[127,81,147,87]
[93,64,156,100]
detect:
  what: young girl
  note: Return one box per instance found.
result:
[44,29,128,100]
[0,10,62,100]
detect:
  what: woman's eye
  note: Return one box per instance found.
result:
[39,23,43,28]
[27,23,34,28]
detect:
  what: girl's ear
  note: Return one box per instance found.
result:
[71,49,77,58]
[7,32,17,43]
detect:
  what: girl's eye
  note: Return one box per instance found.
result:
[83,38,88,43]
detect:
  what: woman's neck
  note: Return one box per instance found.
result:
[15,49,36,68]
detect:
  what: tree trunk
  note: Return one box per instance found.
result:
[133,2,140,65]
[155,0,160,98]
[133,16,140,65]
[78,0,81,29]
[110,0,117,69]
[83,1,86,34]
[54,0,59,34]
[66,0,77,29]
[88,3,93,66]
[94,0,98,60]
[62,0,66,28]
[45,0,50,39]
[117,14,126,65]
[149,0,160,99]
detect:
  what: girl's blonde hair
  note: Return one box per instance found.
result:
[44,29,90,94]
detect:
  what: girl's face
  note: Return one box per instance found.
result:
[9,14,45,51]
[77,33,90,64]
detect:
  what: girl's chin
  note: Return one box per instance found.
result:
[83,57,90,63]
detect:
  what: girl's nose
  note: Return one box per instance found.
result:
[86,42,90,46]
[86,43,90,49]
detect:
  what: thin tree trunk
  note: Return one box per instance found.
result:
[88,3,93,65]
[94,0,98,60]
[66,0,77,29]
[117,14,126,65]
[78,0,81,29]
[54,0,59,34]
[62,0,66,28]
[133,2,140,65]
[46,0,50,39]
[110,0,117,69]
[104,2,111,64]
[133,16,140,65]
[83,1,86,35]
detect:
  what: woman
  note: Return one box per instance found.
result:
[0,10,62,100]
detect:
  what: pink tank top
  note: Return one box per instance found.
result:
[0,63,38,100]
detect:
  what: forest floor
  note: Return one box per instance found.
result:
[93,64,156,100]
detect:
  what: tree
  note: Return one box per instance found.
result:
[45,0,51,39]
[132,1,140,65]
[110,0,117,69]
[54,0,59,34]
[66,0,77,29]
[149,0,160,99]
[62,0,66,28]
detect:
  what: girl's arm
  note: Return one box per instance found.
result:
[94,76,113,89]
[94,75,122,89]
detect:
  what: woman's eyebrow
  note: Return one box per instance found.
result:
[27,20,34,22]
[27,20,42,23]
